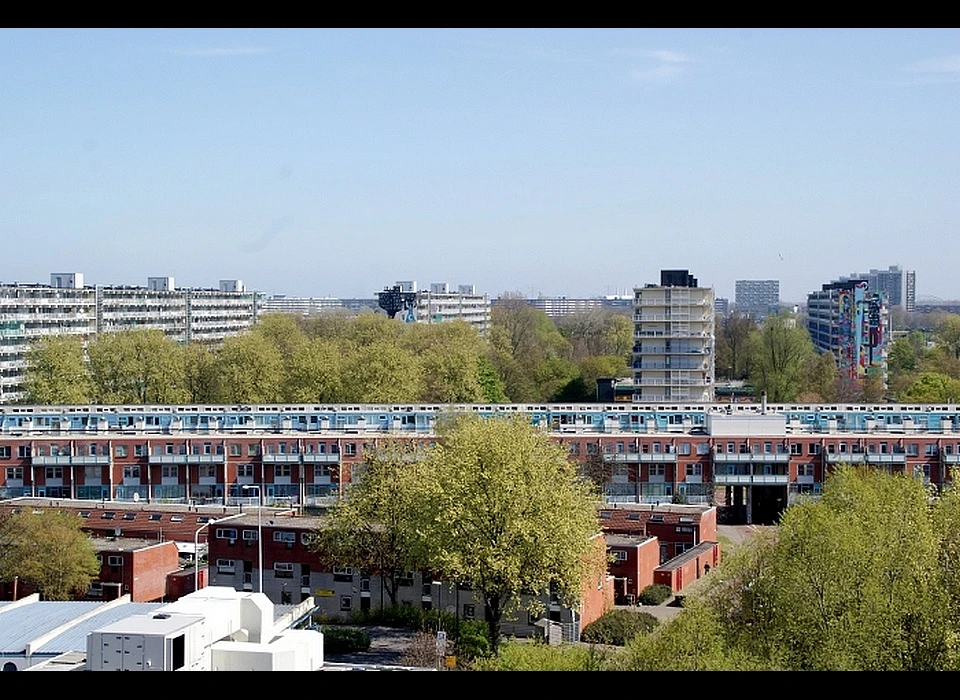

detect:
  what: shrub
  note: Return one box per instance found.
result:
[472,641,611,671]
[580,609,659,646]
[452,620,491,662]
[638,584,673,606]
[320,626,371,654]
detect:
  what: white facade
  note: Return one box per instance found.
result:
[632,275,715,402]
[413,284,491,335]
[0,275,261,403]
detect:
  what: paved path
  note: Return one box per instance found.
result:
[322,626,421,667]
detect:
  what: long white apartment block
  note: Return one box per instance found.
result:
[0,274,262,403]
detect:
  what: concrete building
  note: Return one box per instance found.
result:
[632,270,715,402]
[714,298,729,316]
[838,265,915,312]
[377,281,490,335]
[492,295,634,319]
[0,274,262,403]
[807,279,889,386]
[734,279,780,321]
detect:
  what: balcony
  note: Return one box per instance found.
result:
[713,473,790,486]
[825,452,866,463]
[943,453,960,464]
[185,454,226,464]
[865,454,907,465]
[302,453,341,464]
[32,454,111,466]
[148,454,189,465]
[713,453,791,463]
[604,452,678,463]
[262,454,302,464]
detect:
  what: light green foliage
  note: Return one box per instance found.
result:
[472,641,611,671]
[282,338,343,403]
[746,312,815,402]
[87,330,189,404]
[903,372,960,403]
[342,340,424,403]
[0,510,100,600]
[477,355,509,403]
[936,315,960,360]
[214,332,283,403]
[24,335,92,404]
[416,415,603,653]
[312,443,429,606]
[403,322,486,403]
[181,343,219,403]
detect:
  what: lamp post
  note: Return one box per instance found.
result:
[194,512,243,593]
[241,484,263,594]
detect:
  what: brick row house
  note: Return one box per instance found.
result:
[0,403,958,528]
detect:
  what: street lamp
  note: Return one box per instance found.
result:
[194,512,243,593]
[241,484,263,594]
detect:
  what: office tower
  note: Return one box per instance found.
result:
[734,280,780,321]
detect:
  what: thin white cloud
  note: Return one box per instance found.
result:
[171,46,272,57]
[627,49,692,82]
[904,55,960,73]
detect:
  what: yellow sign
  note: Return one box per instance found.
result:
[314,589,335,597]
[445,655,457,669]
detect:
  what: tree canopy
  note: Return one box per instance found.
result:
[0,510,100,600]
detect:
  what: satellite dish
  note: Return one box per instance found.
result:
[133,493,140,503]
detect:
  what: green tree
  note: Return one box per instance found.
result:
[214,332,283,403]
[282,338,343,403]
[312,442,428,606]
[23,335,92,404]
[87,330,188,404]
[715,313,758,381]
[935,315,960,361]
[0,510,100,600]
[342,341,424,403]
[415,415,603,653]
[746,312,815,402]
[403,322,486,403]
[903,372,960,403]
[181,343,220,403]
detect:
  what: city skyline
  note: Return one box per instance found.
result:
[2,29,958,303]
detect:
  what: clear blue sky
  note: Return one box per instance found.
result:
[2,28,958,304]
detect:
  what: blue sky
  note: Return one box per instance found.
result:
[1,28,958,304]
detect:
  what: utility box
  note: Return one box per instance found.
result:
[87,613,206,671]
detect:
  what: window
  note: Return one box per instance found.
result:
[301,532,314,546]
[314,465,330,479]
[616,442,624,454]
[247,444,260,456]
[273,531,296,543]
[45,466,63,479]
[275,464,291,477]
[165,443,174,455]
[18,446,31,458]
[926,444,939,456]
[237,464,254,478]
[162,465,178,478]
[6,467,23,480]
[764,442,772,454]
[907,444,920,456]
[340,596,352,611]
[344,443,356,456]
[612,549,628,561]
[649,464,665,476]
[686,464,702,476]
[170,515,184,522]
[123,466,140,479]
[696,442,710,455]
[0,446,9,459]
[134,444,147,457]
[107,555,123,567]
[274,562,294,578]
[115,445,128,458]
[203,442,212,455]
[123,512,137,521]
[599,511,613,520]
[586,443,599,455]
[676,526,694,533]
[217,559,236,574]
[198,464,216,478]
[79,510,91,518]
[808,444,821,455]
[726,442,735,454]
[317,443,327,454]
[149,513,162,521]
[102,512,116,520]
[568,442,580,455]
[87,581,103,597]
[243,529,258,541]
[398,571,414,587]
[217,528,238,540]
[790,444,802,455]
[333,566,353,582]
[678,443,691,455]
[463,604,476,620]
[229,443,241,456]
